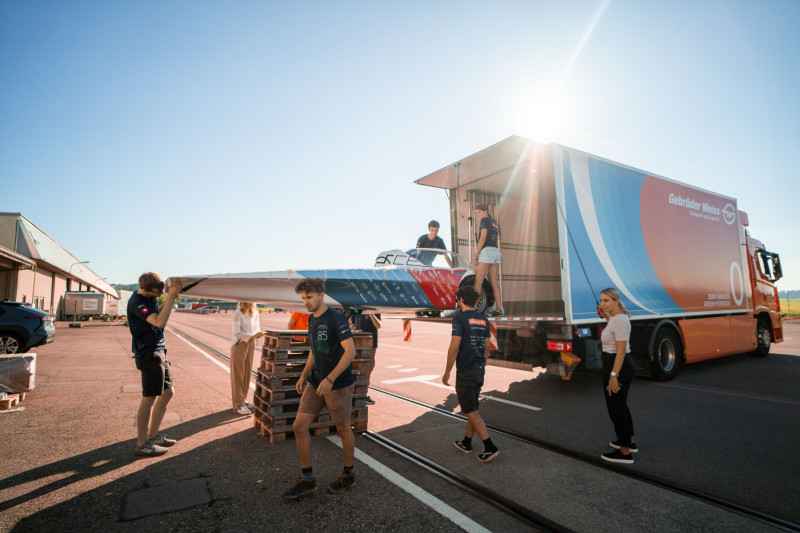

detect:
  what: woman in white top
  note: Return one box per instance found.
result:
[599,288,637,464]
[230,302,263,415]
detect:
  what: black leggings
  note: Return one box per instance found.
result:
[601,352,635,446]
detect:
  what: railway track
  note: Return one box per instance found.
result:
[169,322,800,533]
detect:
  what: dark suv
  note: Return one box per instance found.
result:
[0,301,55,354]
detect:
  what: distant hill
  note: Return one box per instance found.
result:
[113,283,139,292]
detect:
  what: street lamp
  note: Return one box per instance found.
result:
[69,261,90,327]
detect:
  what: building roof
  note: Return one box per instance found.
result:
[0,244,35,268]
[4,213,118,298]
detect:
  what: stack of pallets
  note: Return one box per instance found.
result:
[253,329,372,444]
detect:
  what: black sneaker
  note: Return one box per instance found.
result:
[150,433,177,447]
[610,440,638,453]
[601,450,634,464]
[282,477,317,501]
[477,448,499,463]
[326,472,356,494]
[133,441,168,457]
[365,396,375,405]
[453,440,472,454]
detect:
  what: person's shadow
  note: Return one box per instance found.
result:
[0,410,243,514]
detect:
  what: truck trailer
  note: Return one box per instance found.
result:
[416,136,783,380]
[63,292,112,321]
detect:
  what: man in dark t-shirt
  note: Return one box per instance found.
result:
[127,272,182,457]
[415,219,450,266]
[283,277,357,501]
[443,285,499,463]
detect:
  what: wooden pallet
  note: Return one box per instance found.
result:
[0,392,25,411]
[253,410,369,444]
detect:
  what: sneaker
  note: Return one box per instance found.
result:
[245,401,255,408]
[150,433,177,447]
[282,477,317,501]
[490,309,504,317]
[236,406,251,415]
[610,440,638,453]
[134,441,169,457]
[477,448,499,463]
[364,396,375,405]
[453,440,472,454]
[326,472,356,494]
[601,450,634,464]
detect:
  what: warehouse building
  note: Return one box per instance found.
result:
[0,213,118,319]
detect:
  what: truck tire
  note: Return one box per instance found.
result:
[749,319,771,358]
[651,327,682,381]
[458,276,495,314]
[0,333,23,355]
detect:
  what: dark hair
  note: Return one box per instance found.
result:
[456,285,480,307]
[475,203,489,213]
[138,272,164,292]
[295,277,325,294]
[428,220,440,229]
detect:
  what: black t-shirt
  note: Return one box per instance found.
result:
[478,217,499,249]
[416,234,447,265]
[308,308,354,389]
[127,292,166,355]
[354,313,381,348]
[451,310,490,372]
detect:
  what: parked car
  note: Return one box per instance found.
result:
[0,301,56,354]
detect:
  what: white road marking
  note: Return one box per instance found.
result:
[381,375,442,384]
[328,436,491,533]
[398,368,419,373]
[379,376,543,411]
[386,364,403,368]
[171,329,255,390]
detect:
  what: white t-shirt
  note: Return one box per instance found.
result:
[601,314,631,354]
[231,308,261,346]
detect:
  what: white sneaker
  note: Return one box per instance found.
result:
[236,406,251,415]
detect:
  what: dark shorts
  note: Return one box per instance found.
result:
[135,349,173,397]
[456,365,484,414]
[298,383,353,424]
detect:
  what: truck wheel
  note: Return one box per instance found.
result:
[749,319,771,358]
[0,333,22,354]
[651,327,682,381]
[458,276,495,314]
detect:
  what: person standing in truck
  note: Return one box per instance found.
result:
[598,287,637,464]
[473,204,504,316]
[443,285,499,463]
[127,272,182,457]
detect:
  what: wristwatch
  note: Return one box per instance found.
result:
[610,371,618,378]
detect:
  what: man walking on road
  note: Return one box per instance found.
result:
[443,285,499,462]
[127,272,182,457]
[283,277,358,500]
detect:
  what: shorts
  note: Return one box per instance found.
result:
[455,365,484,414]
[477,247,502,264]
[136,349,173,397]
[298,382,354,424]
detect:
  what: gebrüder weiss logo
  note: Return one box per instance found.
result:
[722,203,736,225]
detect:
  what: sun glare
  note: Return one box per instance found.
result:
[516,93,571,143]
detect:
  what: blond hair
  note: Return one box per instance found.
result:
[238,302,255,316]
[600,288,630,317]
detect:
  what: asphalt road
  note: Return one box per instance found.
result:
[172,311,800,525]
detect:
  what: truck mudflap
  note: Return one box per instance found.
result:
[545,352,582,380]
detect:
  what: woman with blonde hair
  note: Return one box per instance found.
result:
[598,287,636,464]
[230,302,264,415]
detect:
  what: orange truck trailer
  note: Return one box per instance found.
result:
[416,136,783,380]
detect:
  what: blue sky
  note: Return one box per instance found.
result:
[1,1,798,291]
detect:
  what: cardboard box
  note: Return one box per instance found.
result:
[0,353,36,392]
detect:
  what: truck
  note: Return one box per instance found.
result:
[416,136,783,380]
[63,292,115,321]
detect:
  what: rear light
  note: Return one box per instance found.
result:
[547,341,573,352]
[26,315,46,321]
